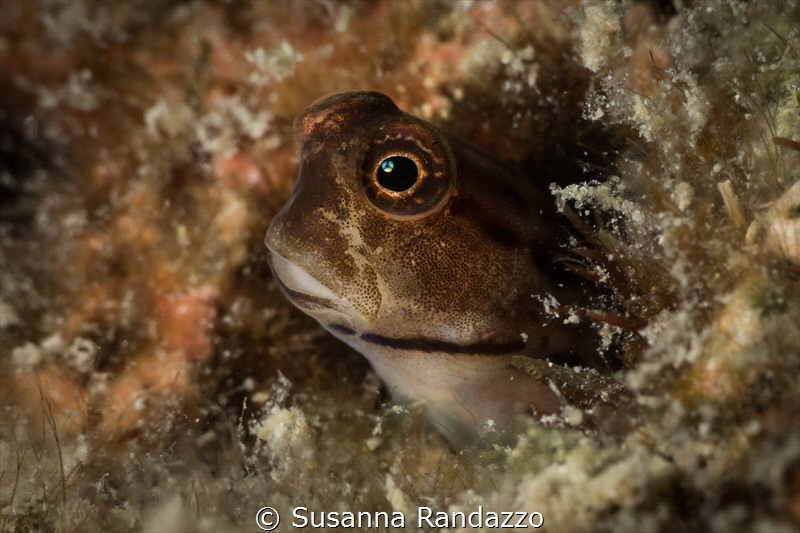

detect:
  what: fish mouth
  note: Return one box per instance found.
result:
[267,251,337,303]
[266,250,353,323]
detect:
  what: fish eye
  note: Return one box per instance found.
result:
[376,156,418,192]
[361,119,455,220]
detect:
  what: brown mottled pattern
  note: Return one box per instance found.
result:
[265,92,598,444]
[267,92,584,345]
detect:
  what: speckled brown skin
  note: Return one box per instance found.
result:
[266,92,598,445]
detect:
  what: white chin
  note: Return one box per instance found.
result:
[268,251,339,302]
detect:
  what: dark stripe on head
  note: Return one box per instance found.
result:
[329,323,523,355]
[359,332,524,355]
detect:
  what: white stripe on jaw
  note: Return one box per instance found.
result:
[268,251,338,302]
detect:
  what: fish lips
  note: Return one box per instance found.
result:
[266,249,359,327]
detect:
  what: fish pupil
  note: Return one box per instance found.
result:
[377,156,418,192]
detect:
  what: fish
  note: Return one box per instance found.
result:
[265,91,600,446]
